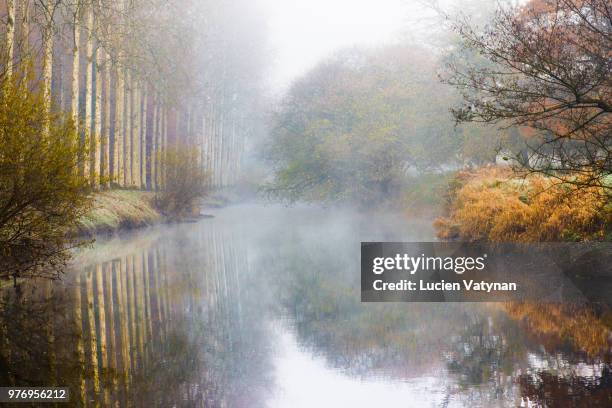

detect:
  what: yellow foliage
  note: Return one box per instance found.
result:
[0,72,91,282]
[435,167,611,242]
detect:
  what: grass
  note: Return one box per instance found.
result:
[435,167,612,242]
[77,190,162,237]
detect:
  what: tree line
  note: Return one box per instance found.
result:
[0,0,267,284]
[0,0,266,190]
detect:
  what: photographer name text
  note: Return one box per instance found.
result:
[372,279,517,292]
[371,254,517,292]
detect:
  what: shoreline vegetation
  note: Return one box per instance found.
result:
[76,190,162,238]
[433,166,612,243]
[76,189,232,238]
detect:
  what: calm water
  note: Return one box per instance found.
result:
[1,204,610,407]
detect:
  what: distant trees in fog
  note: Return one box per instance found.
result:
[264,45,508,205]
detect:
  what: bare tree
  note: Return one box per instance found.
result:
[445,0,611,190]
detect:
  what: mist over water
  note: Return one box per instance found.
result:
[0,0,609,405]
[1,204,609,407]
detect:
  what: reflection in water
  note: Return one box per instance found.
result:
[0,205,610,407]
[1,221,272,407]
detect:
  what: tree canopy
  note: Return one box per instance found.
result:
[446,0,611,190]
[265,46,465,205]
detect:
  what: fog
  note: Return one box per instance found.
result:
[261,0,408,89]
[260,0,527,91]
[1,0,609,406]
[260,0,480,91]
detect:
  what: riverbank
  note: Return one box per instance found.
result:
[76,189,236,238]
[76,190,162,237]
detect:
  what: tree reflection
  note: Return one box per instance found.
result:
[257,223,612,406]
[519,367,612,408]
[0,281,86,405]
[1,209,611,407]
[0,223,273,407]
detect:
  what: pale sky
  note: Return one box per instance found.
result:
[260,0,413,91]
[259,0,515,92]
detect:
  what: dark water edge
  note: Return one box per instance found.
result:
[0,204,610,407]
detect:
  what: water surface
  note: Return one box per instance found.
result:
[1,204,610,407]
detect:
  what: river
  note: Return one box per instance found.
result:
[0,204,610,407]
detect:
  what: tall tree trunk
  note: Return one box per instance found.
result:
[132,83,141,188]
[128,82,136,188]
[140,88,148,189]
[149,94,157,191]
[124,73,132,186]
[83,6,94,180]
[202,109,208,185]
[211,108,218,188]
[41,21,53,135]
[70,4,80,125]
[93,47,102,187]
[228,118,235,185]
[114,67,125,186]
[205,106,213,186]
[5,0,15,79]
[103,53,111,188]
[70,5,82,174]
[155,103,165,190]
[42,19,53,109]
[161,107,167,189]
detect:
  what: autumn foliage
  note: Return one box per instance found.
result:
[435,167,611,242]
[0,76,91,285]
[155,146,208,220]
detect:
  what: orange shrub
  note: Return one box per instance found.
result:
[435,167,611,242]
